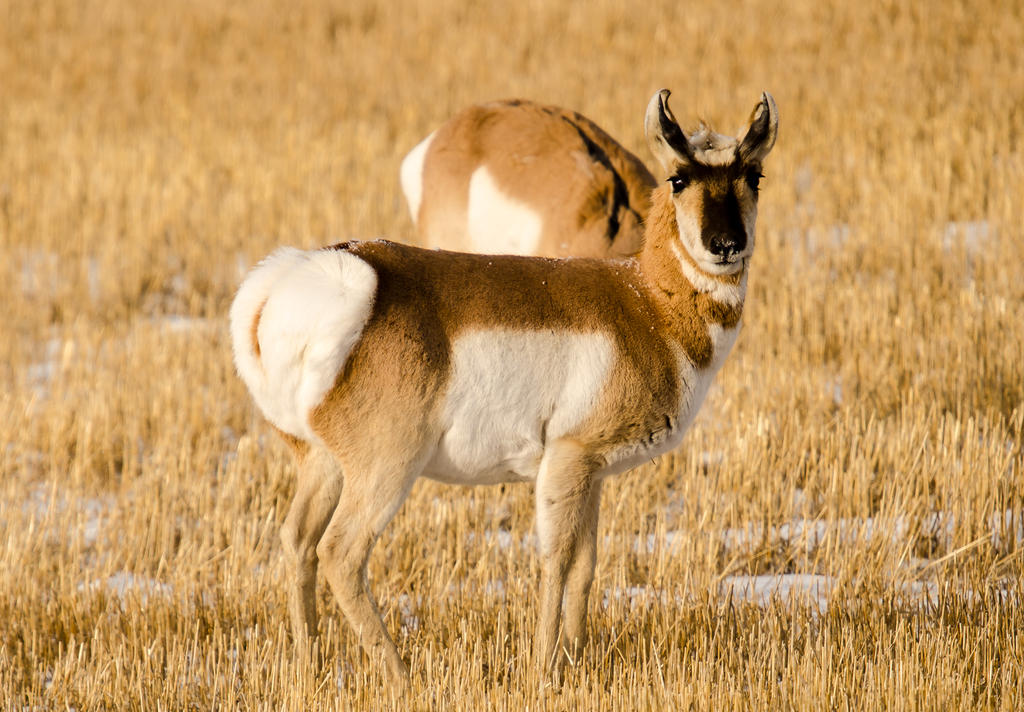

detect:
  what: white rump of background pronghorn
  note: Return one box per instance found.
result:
[230,89,777,687]
[400,99,657,258]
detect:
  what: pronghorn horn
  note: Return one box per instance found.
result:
[645,89,695,171]
[738,92,779,164]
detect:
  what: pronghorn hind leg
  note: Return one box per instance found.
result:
[561,478,602,666]
[279,447,339,639]
[533,440,599,680]
[315,459,417,689]
[280,446,344,646]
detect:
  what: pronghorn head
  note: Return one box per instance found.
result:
[645,90,778,275]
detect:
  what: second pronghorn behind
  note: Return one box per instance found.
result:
[400,98,657,258]
[231,89,778,687]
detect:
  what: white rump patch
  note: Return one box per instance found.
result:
[467,166,543,255]
[423,329,615,485]
[400,131,435,225]
[229,247,377,440]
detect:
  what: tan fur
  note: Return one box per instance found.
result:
[412,99,657,258]
[249,300,265,360]
[272,426,310,460]
[639,186,744,368]
[240,91,777,688]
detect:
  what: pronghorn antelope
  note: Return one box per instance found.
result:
[400,98,657,258]
[230,89,777,686]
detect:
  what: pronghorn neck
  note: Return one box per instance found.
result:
[638,185,747,369]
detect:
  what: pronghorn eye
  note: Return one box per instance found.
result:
[668,175,691,193]
[745,168,764,193]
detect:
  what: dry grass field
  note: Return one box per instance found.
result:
[2,0,1023,709]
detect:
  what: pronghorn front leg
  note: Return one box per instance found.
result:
[560,478,602,665]
[533,441,599,679]
[280,446,344,646]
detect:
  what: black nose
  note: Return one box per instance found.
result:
[708,233,745,258]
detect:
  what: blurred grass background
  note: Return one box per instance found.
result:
[1,0,1022,708]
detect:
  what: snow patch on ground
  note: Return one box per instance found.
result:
[151,315,217,333]
[19,250,61,297]
[648,510,1023,556]
[79,572,174,603]
[942,221,992,252]
[599,576,836,613]
[396,593,421,636]
[780,219,994,259]
[24,337,77,398]
[23,316,217,399]
[20,483,112,547]
[719,574,835,613]
[602,585,680,610]
[465,529,535,551]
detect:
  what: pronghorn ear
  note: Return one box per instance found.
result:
[645,89,695,173]
[738,92,778,165]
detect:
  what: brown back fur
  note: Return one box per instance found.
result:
[416,99,657,258]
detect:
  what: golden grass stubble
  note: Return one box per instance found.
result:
[1,0,1022,708]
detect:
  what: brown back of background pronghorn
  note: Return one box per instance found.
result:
[400,99,657,258]
[230,89,777,688]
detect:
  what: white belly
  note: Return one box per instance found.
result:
[421,329,614,484]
